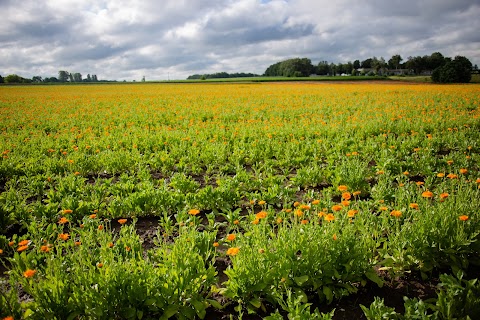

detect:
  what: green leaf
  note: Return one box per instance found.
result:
[160,305,179,320]
[366,270,384,288]
[249,296,262,309]
[323,286,334,304]
[294,275,309,286]
[191,299,206,319]
[206,298,223,310]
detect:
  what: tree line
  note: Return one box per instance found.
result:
[0,71,100,84]
[263,52,477,83]
[187,72,259,80]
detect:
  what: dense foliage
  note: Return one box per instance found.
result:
[0,83,479,319]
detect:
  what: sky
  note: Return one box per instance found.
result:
[1,0,479,81]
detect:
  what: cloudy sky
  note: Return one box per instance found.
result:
[1,0,479,80]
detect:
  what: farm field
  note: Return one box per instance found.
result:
[1,82,480,319]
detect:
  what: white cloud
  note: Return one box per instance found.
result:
[0,0,479,80]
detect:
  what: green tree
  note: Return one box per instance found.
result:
[0,75,3,83]
[388,54,403,69]
[353,60,361,70]
[73,73,82,82]
[58,70,69,82]
[4,74,23,83]
[32,76,42,83]
[432,56,472,83]
[317,61,329,75]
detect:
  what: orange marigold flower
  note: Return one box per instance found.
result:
[233,219,239,225]
[226,234,236,241]
[276,217,283,224]
[108,242,114,248]
[341,200,350,207]
[75,241,81,246]
[118,219,127,225]
[58,233,70,241]
[459,215,469,221]
[0,249,3,255]
[40,245,50,253]
[332,205,342,212]
[437,173,445,178]
[67,159,74,164]
[98,225,104,230]
[422,191,434,198]
[256,211,267,219]
[258,200,266,205]
[447,173,458,179]
[89,214,97,219]
[213,242,219,247]
[125,246,131,252]
[294,209,303,217]
[459,168,468,174]
[74,171,81,176]
[312,199,320,205]
[447,160,454,165]
[439,193,449,200]
[97,263,104,268]
[249,199,255,205]
[58,217,69,224]
[376,170,385,175]
[317,211,326,217]
[332,234,337,241]
[18,239,30,246]
[353,191,361,196]
[2,316,13,320]
[226,247,240,256]
[347,210,358,217]
[301,219,308,225]
[284,208,292,213]
[8,241,14,247]
[342,192,351,200]
[188,209,200,215]
[293,201,300,207]
[409,203,419,209]
[63,209,73,214]
[379,206,389,211]
[300,205,311,210]
[17,245,28,252]
[337,185,348,192]
[23,269,36,278]
[416,181,424,186]
[252,218,260,225]
[476,178,480,184]
[324,214,335,222]
[390,210,402,218]
[403,171,409,175]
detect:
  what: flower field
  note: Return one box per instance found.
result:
[1,82,480,319]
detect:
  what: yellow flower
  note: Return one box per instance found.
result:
[58,217,69,224]
[324,214,335,222]
[256,211,267,219]
[332,234,337,240]
[58,233,70,241]
[409,203,419,209]
[188,209,200,215]
[422,191,434,198]
[437,173,445,178]
[226,247,240,256]
[390,210,402,218]
[23,269,36,278]
[258,200,266,205]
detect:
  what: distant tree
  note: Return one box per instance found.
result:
[427,52,446,70]
[32,76,43,83]
[68,73,74,82]
[4,74,23,83]
[264,58,314,77]
[405,56,428,75]
[361,58,373,68]
[87,74,92,82]
[329,63,337,76]
[142,76,145,82]
[58,71,69,82]
[388,54,403,69]
[44,77,59,82]
[317,61,330,75]
[432,56,472,83]
[0,75,3,83]
[353,60,361,70]
[92,74,98,82]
